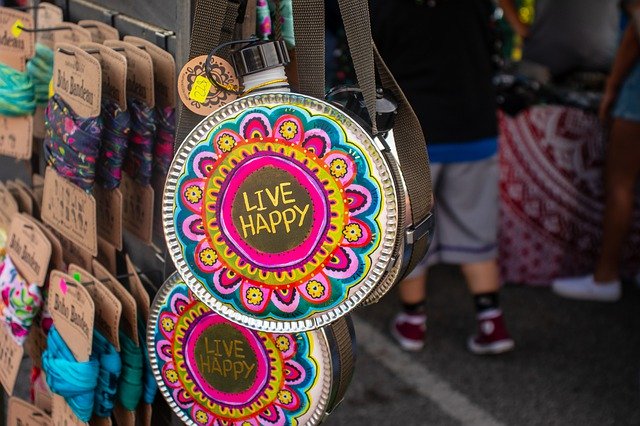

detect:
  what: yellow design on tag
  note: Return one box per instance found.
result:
[48,79,54,98]
[189,75,212,104]
[11,20,23,38]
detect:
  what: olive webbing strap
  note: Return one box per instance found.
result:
[291,0,325,98]
[293,0,434,276]
[372,43,434,276]
[175,0,241,152]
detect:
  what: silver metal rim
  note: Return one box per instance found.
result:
[147,273,335,426]
[163,92,399,332]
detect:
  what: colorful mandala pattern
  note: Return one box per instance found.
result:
[173,104,382,321]
[154,283,317,425]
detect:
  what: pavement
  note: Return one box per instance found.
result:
[2,153,639,425]
[328,265,640,426]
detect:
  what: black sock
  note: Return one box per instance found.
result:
[402,301,426,315]
[474,292,499,314]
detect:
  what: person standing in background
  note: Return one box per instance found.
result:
[371,0,514,354]
[552,1,640,301]
[499,0,619,77]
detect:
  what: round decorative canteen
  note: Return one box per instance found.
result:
[164,92,399,331]
[148,274,356,426]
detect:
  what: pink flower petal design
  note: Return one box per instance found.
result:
[324,151,357,186]
[342,219,373,248]
[302,128,331,157]
[181,179,205,214]
[270,288,301,313]
[325,247,359,279]
[170,291,191,315]
[159,311,178,341]
[346,184,373,214]
[298,273,331,304]
[239,282,271,313]
[273,114,304,144]
[273,333,298,360]
[240,113,272,140]
[212,129,243,156]
[182,214,205,242]
[173,388,195,410]
[192,151,218,178]
[211,268,242,295]
[273,385,301,411]
[283,359,307,386]
[258,405,286,426]
[194,239,222,274]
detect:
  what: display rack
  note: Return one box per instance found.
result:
[0,1,195,424]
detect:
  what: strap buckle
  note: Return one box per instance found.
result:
[406,211,434,245]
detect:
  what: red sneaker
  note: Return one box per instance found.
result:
[390,312,427,351]
[467,309,514,355]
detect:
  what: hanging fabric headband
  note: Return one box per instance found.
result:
[117,331,144,410]
[0,254,43,344]
[42,327,122,420]
[123,99,157,186]
[28,43,55,107]
[97,98,131,189]
[152,106,175,177]
[138,317,158,404]
[0,63,36,116]
[43,94,104,192]
[42,326,100,422]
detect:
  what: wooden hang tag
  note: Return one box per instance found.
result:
[97,236,117,275]
[41,167,98,256]
[104,40,155,107]
[120,173,154,245]
[92,260,138,345]
[14,178,39,217]
[52,22,91,46]
[78,20,118,44]
[6,213,52,285]
[34,105,47,140]
[25,322,47,368]
[53,43,102,118]
[125,255,150,323]
[0,181,19,229]
[8,397,52,426]
[125,254,155,424]
[47,270,94,362]
[53,394,88,426]
[93,179,124,251]
[0,115,33,160]
[69,264,122,351]
[48,274,90,426]
[123,36,176,109]
[0,7,35,58]
[33,173,45,209]
[177,55,238,116]
[6,180,33,215]
[0,320,23,395]
[151,173,166,247]
[79,42,127,109]
[49,226,93,271]
[36,3,63,49]
[33,218,64,271]
[0,10,35,157]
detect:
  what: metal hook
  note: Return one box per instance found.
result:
[17,25,74,33]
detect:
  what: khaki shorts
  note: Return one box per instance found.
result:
[407,155,498,279]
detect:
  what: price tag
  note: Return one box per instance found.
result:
[189,75,212,104]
